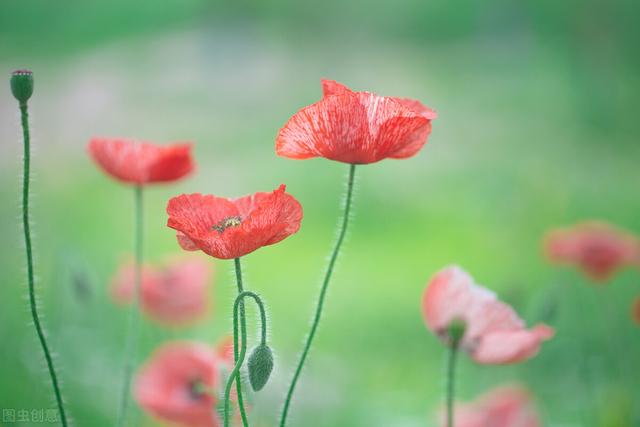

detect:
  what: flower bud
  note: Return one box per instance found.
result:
[447,317,467,347]
[10,70,34,104]
[247,343,274,391]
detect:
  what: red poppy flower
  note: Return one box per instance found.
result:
[111,258,212,326]
[543,221,640,282]
[88,137,194,185]
[439,384,541,427]
[135,341,223,427]
[166,184,303,259]
[422,266,554,365]
[275,79,436,164]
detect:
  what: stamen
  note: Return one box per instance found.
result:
[212,216,242,233]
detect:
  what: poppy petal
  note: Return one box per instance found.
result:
[88,138,194,185]
[276,92,371,163]
[321,79,353,97]
[472,324,555,364]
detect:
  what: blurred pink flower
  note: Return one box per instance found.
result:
[422,266,554,364]
[88,137,194,185]
[543,221,640,282]
[215,336,235,367]
[135,342,223,427]
[111,258,212,326]
[439,384,541,427]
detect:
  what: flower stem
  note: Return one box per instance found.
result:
[19,101,69,426]
[233,258,250,427]
[279,163,357,427]
[446,343,459,427]
[117,185,143,427]
[224,291,267,427]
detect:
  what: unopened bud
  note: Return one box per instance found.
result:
[10,70,34,104]
[247,343,274,391]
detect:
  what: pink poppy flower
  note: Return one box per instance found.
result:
[111,258,212,326]
[422,266,554,364]
[543,221,640,282]
[439,384,541,427]
[135,342,222,427]
[275,79,436,164]
[88,137,194,185]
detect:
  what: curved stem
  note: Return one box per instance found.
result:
[117,185,143,427]
[19,101,69,426]
[446,344,459,427]
[233,258,250,426]
[223,291,268,427]
[279,163,356,426]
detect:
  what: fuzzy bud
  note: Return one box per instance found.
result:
[247,343,274,391]
[10,70,34,104]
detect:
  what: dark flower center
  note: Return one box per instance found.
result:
[188,378,207,401]
[212,216,242,233]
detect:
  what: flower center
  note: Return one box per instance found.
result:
[212,216,242,233]
[188,379,207,400]
[211,216,242,233]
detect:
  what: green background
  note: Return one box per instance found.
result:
[1,1,639,426]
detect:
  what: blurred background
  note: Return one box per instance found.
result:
[1,0,639,426]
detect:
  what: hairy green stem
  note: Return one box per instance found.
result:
[279,163,356,426]
[19,101,69,426]
[224,291,267,427]
[446,344,459,427]
[117,185,143,427]
[233,258,250,426]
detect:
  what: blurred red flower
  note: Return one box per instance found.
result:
[631,297,640,326]
[422,266,554,365]
[88,137,194,185]
[135,342,223,427]
[275,79,436,164]
[111,258,212,326]
[439,384,541,427]
[166,184,303,259]
[543,221,640,282]
[215,336,235,367]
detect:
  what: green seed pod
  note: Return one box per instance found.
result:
[247,344,274,391]
[10,70,34,104]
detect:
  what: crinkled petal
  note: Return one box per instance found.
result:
[394,97,438,120]
[167,187,302,259]
[167,193,239,258]
[472,324,555,365]
[276,92,371,163]
[321,79,353,96]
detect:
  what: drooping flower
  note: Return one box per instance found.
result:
[438,384,541,427]
[543,221,640,282]
[631,297,640,326]
[422,266,554,364]
[88,137,194,185]
[166,184,303,259]
[275,79,436,164]
[135,342,223,427]
[111,258,212,326]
